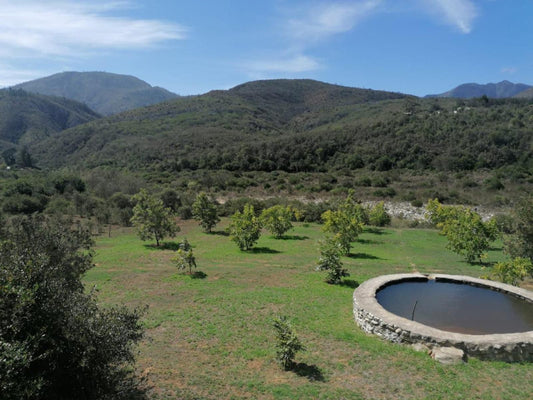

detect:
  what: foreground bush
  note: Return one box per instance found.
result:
[0,216,146,400]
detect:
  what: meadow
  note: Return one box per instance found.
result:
[85,219,532,400]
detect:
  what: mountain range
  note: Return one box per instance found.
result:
[427,80,532,99]
[0,72,531,181]
[12,71,178,116]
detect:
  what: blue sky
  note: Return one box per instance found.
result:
[0,0,531,96]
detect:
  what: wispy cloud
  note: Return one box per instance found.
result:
[287,0,382,44]
[423,0,478,33]
[0,1,186,58]
[245,1,380,76]
[245,54,321,74]
[501,66,517,75]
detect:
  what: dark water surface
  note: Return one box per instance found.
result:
[376,280,533,334]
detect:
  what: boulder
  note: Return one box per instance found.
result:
[430,346,466,365]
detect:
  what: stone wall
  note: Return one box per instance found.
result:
[353,273,533,362]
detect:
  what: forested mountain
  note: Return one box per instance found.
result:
[29,79,532,181]
[427,80,531,99]
[13,71,178,115]
[0,89,99,154]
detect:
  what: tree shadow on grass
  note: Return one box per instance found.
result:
[292,362,325,382]
[191,271,207,279]
[339,279,359,289]
[465,260,496,268]
[278,235,310,241]
[348,252,381,260]
[211,230,229,237]
[249,247,281,254]
[144,242,180,251]
[356,238,381,245]
[364,227,390,235]
[488,246,503,251]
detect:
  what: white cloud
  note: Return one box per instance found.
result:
[245,54,321,74]
[501,66,517,75]
[287,1,382,43]
[423,0,478,33]
[0,1,186,58]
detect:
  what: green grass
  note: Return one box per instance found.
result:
[85,220,532,400]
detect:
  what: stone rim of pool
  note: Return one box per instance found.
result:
[353,273,533,362]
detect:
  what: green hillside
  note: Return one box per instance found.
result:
[30,79,532,176]
[0,89,99,152]
[13,71,179,116]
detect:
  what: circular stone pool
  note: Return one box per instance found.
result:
[353,273,533,362]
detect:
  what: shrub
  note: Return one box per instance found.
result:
[317,237,349,284]
[273,316,305,370]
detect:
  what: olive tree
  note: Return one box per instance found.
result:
[131,189,179,246]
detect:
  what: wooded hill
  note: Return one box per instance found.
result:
[0,89,99,154]
[30,79,532,179]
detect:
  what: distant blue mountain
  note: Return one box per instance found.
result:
[426,80,531,99]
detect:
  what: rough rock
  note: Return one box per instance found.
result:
[430,346,466,365]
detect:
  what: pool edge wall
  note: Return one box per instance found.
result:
[353,273,533,362]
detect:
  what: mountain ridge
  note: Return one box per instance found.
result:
[13,71,179,116]
[427,80,532,99]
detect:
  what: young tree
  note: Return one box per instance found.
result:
[492,257,533,286]
[427,199,498,263]
[260,205,294,238]
[317,237,349,284]
[192,192,220,233]
[131,189,179,246]
[273,316,305,370]
[0,216,146,399]
[172,238,197,275]
[321,191,364,255]
[228,204,262,250]
[368,201,391,227]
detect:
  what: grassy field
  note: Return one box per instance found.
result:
[85,219,532,400]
